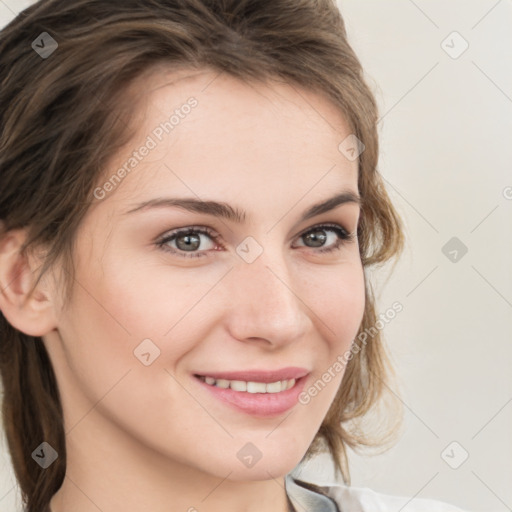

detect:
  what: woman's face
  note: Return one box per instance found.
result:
[44,68,365,481]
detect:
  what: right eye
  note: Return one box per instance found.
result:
[155,226,222,259]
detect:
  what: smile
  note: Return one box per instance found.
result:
[193,370,309,417]
[196,375,296,394]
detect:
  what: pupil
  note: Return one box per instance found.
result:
[305,230,326,248]
[177,233,200,251]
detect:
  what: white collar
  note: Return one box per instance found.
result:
[285,474,340,512]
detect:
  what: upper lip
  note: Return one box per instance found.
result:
[194,367,309,383]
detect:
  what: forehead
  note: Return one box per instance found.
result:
[97,66,359,212]
[139,66,355,141]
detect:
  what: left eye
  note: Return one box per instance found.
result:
[156,227,219,259]
[155,223,355,259]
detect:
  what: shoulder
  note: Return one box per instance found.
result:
[317,480,468,512]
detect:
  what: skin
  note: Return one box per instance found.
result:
[0,68,365,512]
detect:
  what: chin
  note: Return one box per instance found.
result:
[223,460,297,482]
[213,447,303,482]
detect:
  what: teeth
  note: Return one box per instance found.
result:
[265,381,282,393]
[230,380,247,392]
[198,376,296,393]
[247,381,267,393]
[215,379,230,389]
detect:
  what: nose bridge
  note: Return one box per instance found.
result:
[227,244,308,344]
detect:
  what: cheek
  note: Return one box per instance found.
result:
[297,261,365,404]
[95,252,217,332]
[305,260,366,349]
[54,267,197,449]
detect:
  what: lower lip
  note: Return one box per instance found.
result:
[194,375,308,417]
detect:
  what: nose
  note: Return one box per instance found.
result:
[224,248,310,348]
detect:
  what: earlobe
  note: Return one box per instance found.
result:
[0,228,58,337]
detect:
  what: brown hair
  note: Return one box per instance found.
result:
[0,0,405,510]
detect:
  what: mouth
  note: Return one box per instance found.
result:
[192,368,309,417]
[194,374,298,394]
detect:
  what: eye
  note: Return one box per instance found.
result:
[293,223,356,254]
[155,223,356,259]
[156,226,219,259]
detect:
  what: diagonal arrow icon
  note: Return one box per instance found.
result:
[31,441,58,468]
[31,32,58,59]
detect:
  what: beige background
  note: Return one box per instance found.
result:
[1,1,511,511]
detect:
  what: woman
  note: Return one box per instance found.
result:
[0,1,467,511]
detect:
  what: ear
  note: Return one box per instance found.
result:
[0,227,58,337]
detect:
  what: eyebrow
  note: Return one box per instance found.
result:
[123,190,361,224]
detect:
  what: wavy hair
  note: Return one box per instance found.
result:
[0,1,405,510]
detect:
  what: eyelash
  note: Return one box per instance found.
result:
[155,223,356,260]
